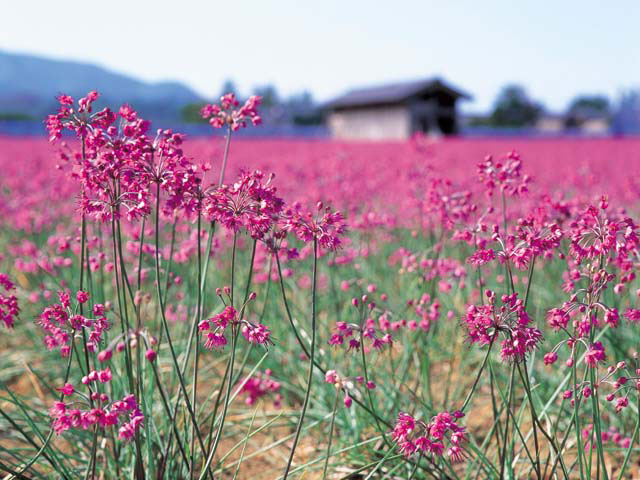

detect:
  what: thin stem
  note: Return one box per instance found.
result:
[84,427,98,480]
[230,233,237,305]
[282,238,318,479]
[152,182,208,470]
[589,366,608,480]
[461,338,495,412]
[137,216,146,291]
[115,213,145,480]
[12,346,74,478]
[359,327,391,446]
[616,393,640,479]
[408,454,422,480]
[572,347,585,479]
[322,389,340,479]
[199,232,242,477]
[218,126,232,186]
[274,250,391,428]
[516,362,541,479]
[499,363,516,480]
[190,208,203,479]
[199,327,238,479]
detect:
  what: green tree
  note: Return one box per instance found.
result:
[567,95,609,115]
[180,103,207,123]
[490,85,543,127]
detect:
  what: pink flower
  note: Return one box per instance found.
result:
[392,411,467,460]
[624,308,640,324]
[585,342,606,368]
[98,349,112,363]
[463,292,541,361]
[204,332,227,350]
[241,323,272,346]
[145,349,157,363]
[467,248,495,266]
[284,202,347,251]
[0,272,19,328]
[98,368,112,383]
[477,151,531,198]
[543,352,558,365]
[324,370,339,384]
[56,383,75,396]
[200,94,262,131]
[547,308,569,331]
[76,290,89,304]
[239,370,281,406]
[204,170,284,240]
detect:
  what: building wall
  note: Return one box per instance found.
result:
[328,106,411,140]
[579,118,609,135]
[536,116,565,133]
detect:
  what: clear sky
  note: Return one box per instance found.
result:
[2,0,639,112]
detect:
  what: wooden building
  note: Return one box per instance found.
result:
[326,77,471,140]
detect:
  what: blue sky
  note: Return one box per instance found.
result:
[2,0,639,112]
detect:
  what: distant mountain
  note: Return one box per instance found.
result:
[0,50,204,125]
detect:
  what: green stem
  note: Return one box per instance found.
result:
[199,231,241,477]
[218,126,232,186]
[616,393,640,479]
[282,238,318,479]
[322,389,340,479]
[137,216,145,291]
[12,346,74,478]
[190,208,203,479]
[460,338,495,412]
[589,366,608,480]
[499,363,516,480]
[359,327,390,446]
[199,327,238,479]
[152,182,208,470]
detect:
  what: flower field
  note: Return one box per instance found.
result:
[1,92,640,479]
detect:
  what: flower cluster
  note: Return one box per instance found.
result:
[204,170,284,239]
[585,341,607,368]
[50,97,155,221]
[45,91,115,142]
[462,290,542,361]
[324,369,375,408]
[239,369,282,407]
[0,273,19,328]
[38,291,109,356]
[477,151,531,198]
[391,248,468,292]
[568,201,640,264]
[50,376,143,441]
[391,411,467,462]
[200,93,262,130]
[582,425,633,452]
[284,202,347,250]
[328,320,393,351]
[406,294,441,332]
[198,301,272,350]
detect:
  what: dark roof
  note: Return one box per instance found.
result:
[327,77,471,109]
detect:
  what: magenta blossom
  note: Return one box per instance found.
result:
[200,93,262,131]
[392,410,467,462]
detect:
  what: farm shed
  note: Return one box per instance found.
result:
[326,77,471,140]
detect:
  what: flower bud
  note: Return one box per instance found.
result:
[145,349,157,363]
[97,349,112,363]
